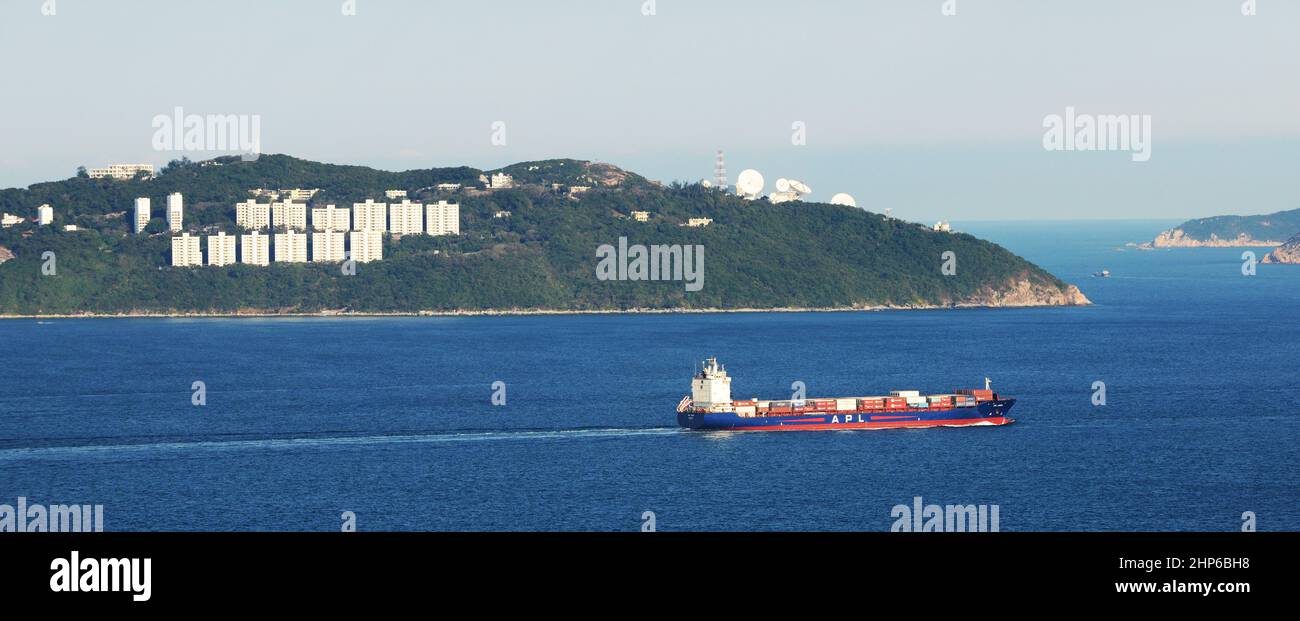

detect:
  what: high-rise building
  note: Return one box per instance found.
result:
[171,233,202,267]
[37,204,53,226]
[273,230,308,263]
[166,193,183,232]
[240,231,270,266]
[389,200,424,236]
[425,200,460,236]
[311,230,346,263]
[134,197,151,234]
[714,150,728,191]
[348,230,383,263]
[352,200,387,231]
[311,205,351,231]
[271,201,308,230]
[236,200,271,229]
[207,232,237,266]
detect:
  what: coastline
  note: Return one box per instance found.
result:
[0,300,1092,320]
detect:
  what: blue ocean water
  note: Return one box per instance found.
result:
[1,220,1296,531]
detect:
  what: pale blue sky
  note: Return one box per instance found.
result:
[1,0,1297,221]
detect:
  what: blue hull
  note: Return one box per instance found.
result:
[677,399,1016,431]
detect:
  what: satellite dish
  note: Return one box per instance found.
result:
[788,179,812,195]
[736,169,764,198]
[700,179,713,188]
[830,193,857,208]
[775,178,791,192]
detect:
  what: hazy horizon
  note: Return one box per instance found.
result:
[2,0,1297,222]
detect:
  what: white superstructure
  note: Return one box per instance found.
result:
[690,357,733,408]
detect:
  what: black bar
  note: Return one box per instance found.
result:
[3,532,1288,609]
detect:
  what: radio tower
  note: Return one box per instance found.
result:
[714,150,728,192]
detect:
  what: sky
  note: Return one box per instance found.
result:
[0,0,1297,221]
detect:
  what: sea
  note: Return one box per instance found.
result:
[1,220,1296,531]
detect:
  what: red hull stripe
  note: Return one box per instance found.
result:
[725,417,1011,431]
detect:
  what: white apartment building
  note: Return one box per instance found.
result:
[435,183,461,191]
[274,230,309,263]
[384,189,407,199]
[425,200,460,236]
[88,164,154,180]
[134,197,151,234]
[489,173,514,189]
[37,204,53,225]
[311,205,351,231]
[352,199,387,232]
[171,233,202,267]
[311,230,346,263]
[271,201,308,230]
[208,232,237,266]
[631,211,649,222]
[349,230,383,263]
[166,193,183,232]
[281,188,319,202]
[686,218,713,228]
[236,200,271,229]
[389,200,424,236]
[0,213,21,228]
[240,231,270,266]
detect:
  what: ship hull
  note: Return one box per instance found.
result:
[677,399,1016,431]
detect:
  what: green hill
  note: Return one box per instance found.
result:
[1150,208,1300,247]
[0,155,1087,315]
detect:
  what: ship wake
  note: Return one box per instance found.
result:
[0,427,682,461]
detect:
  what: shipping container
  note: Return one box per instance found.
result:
[835,398,858,411]
[891,390,921,398]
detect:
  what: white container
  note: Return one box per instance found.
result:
[835,398,857,411]
[735,406,756,417]
[891,390,921,398]
[905,396,927,405]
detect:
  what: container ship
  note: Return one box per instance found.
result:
[676,358,1015,431]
